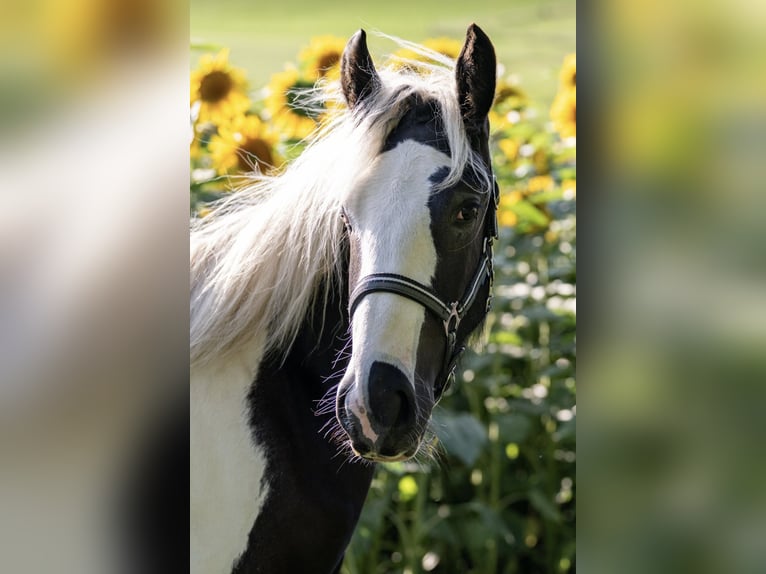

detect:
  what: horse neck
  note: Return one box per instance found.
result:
[239,248,375,574]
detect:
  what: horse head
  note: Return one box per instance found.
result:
[335,25,497,462]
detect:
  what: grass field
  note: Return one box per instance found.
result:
[191,0,576,106]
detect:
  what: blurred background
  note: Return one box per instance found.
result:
[1,0,189,572]
[190,0,575,106]
[585,1,766,573]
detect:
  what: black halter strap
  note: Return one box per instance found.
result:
[347,176,500,402]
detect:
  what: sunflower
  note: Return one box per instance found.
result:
[498,138,520,163]
[495,78,527,108]
[389,36,463,72]
[423,37,463,60]
[533,149,550,175]
[562,179,577,199]
[299,35,346,81]
[527,175,555,193]
[551,88,576,139]
[264,67,320,140]
[498,190,522,227]
[559,53,576,91]
[190,134,203,162]
[490,78,527,133]
[208,115,282,175]
[191,49,251,125]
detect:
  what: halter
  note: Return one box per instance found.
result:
[346,175,500,402]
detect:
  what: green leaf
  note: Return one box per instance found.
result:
[490,330,523,345]
[495,413,533,443]
[433,411,488,466]
[452,502,510,552]
[510,199,550,227]
[553,417,576,443]
[528,488,562,523]
[506,399,548,416]
[528,188,565,204]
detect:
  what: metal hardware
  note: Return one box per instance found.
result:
[444,301,461,337]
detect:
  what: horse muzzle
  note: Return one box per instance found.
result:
[336,361,425,461]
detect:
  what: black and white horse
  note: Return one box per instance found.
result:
[190,24,498,574]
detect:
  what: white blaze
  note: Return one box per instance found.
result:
[342,141,450,421]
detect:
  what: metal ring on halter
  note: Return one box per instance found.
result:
[444,302,461,337]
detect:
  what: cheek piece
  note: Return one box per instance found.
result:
[345,176,499,402]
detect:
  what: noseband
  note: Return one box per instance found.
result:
[346,176,499,401]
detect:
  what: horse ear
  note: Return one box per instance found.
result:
[455,24,497,136]
[341,29,380,109]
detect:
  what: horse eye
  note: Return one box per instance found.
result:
[340,209,353,231]
[456,205,480,222]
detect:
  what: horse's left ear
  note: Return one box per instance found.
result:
[456,24,497,137]
[341,29,380,109]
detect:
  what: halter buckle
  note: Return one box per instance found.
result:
[444,301,461,337]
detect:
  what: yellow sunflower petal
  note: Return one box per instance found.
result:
[422,37,463,60]
[387,36,462,72]
[499,138,520,163]
[550,88,576,139]
[527,175,555,193]
[495,78,527,107]
[559,53,576,91]
[264,67,320,140]
[299,35,346,81]
[498,191,522,228]
[562,179,577,199]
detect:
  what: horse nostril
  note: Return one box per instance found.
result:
[367,361,416,432]
[393,390,411,428]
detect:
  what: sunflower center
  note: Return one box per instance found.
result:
[200,70,233,103]
[316,53,340,76]
[237,137,274,172]
[286,80,321,118]
[497,85,523,103]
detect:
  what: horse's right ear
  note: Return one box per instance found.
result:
[341,29,380,109]
[455,24,497,138]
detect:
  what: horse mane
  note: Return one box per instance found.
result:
[190,35,492,369]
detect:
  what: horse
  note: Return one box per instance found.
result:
[190,24,498,574]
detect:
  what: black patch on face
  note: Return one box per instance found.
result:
[381,96,451,156]
[429,165,450,186]
[413,161,493,399]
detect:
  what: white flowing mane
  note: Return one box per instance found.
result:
[190,37,492,368]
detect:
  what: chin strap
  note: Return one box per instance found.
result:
[347,176,499,402]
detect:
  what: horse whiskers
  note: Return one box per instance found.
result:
[330,337,352,370]
[331,438,372,469]
[318,416,338,437]
[315,384,339,408]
